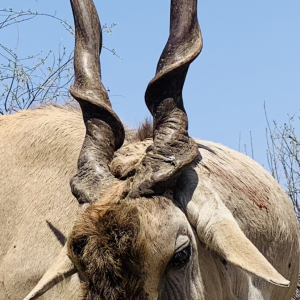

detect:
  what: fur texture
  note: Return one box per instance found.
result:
[0,106,299,300]
[68,183,147,300]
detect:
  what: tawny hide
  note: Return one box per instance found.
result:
[0,106,298,300]
[0,0,299,298]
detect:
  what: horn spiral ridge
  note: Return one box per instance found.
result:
[70,0,125,204]
[128,0,203,198]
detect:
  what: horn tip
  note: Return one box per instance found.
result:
[269,278,290,288]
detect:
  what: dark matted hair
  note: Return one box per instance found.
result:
[68,186,148,300]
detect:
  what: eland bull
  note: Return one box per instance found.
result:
[0,0,299,299]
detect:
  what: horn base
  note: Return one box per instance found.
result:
[128,105,200,198]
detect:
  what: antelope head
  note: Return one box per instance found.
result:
[24,0,290,299]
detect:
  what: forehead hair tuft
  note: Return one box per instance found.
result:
[68,194,149,299]
[68,182,176,299]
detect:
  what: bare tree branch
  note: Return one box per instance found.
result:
[0,8,119,114]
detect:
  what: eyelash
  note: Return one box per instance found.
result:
[170,245,192,268]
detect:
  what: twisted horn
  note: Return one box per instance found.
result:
[129,0,203,197]
[70,0,125,204]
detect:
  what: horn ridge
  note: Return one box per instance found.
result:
[70,0,125,204]
[155,0,201,77]
[128,0,202,198]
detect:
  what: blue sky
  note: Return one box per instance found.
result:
[1,0,300,169]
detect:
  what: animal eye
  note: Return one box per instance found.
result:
[171,245,191,268]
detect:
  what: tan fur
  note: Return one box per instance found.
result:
[0,106,298,299]
[111,138,300,299]
[0,106,84,300]
[110,140,152,179]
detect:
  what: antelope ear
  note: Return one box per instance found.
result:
[186,194,290,287]
[23,245,77,300]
